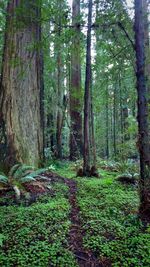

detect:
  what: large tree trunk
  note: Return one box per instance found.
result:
[83,0,92,176]
[70,0,82,160]
[143,0,150,93]
[56,50,63,159]
[134,0,150,220]
[0,0,44,168]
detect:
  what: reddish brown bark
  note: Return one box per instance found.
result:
[83,0,92,176]
[134,0,150,220]
[70,0,83,160]
[0,0,43,168]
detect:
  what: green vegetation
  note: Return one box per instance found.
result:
[0,164,48,201]
[0,181,77,267]
[0,162,149,266]
[0,0,149,266]
[77,176,150,267]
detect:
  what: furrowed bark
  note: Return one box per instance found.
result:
[0,0,44,168]
[134,0,150,220]
[70,0,83,160]
[83,0,92,175]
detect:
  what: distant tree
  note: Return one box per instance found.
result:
[70,0,83,160]
[0,0,44,168]
[143,0,150,96]
[83,0,92,176]
[134,0,150,220]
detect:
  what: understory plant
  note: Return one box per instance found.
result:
[0,164,47,200]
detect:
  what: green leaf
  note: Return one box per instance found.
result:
[0,175,8,184]
[0,234,5,247]
[8,164,21,177]
[20,176,36,183]
[13,165,35,180]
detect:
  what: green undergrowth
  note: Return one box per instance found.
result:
[46,161,150,266]
[0,181,77,267]
[77,177,150,267]
[49,160,76,179]
[0,161,150,267]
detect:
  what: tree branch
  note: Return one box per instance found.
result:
[117,22,135,50]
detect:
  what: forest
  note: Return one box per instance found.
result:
[0,0,150,266]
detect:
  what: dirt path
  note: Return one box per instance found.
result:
[41,172,108,266]
[64,178,103,267]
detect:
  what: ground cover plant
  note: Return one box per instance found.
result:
[0,179,77,267]
[77,175,150,267]
[0,161,150,266]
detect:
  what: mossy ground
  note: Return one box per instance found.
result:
[0,161,150,266]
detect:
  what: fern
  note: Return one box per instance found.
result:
[8,164,21,177]
[13,165,35,180]
[20,176,36,183]
[28,168,47,177]
[0,175,8,184]
[0,164,49,199]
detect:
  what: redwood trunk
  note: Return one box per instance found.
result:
[83,0,92,175]
[70,0,82,160]
[134,0,150,219]
[55,1,63,159]
[0,0,43,168]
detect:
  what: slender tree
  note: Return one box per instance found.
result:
[90,84,97,167]
[143,0,150,96]
[55,0,64,159]
[134,0,150,219]
[70,0,82,160]
[83,0,92,176]
[105,85,109,159]
[0,0,44,168]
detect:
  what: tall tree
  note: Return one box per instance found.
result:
[70,0,82,160]
[83,0,92,176]
[143,0,150,96]
[0,0,44,168]
[55,1,63,159]
[134,0,150,219]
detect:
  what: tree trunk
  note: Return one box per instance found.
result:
[106,86,109,159]
[113,85,116,157]
[143,0,150,96]
[55,0,64,159]
[70,0,82,160]
[0,0,43,168]
[134,0,150,220]
[83,0,92,176]
[56,50,63,159]
[90,82,97,167]
[122,100,129,141]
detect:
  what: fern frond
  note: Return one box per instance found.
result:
[8,164,21,177]
[0,172,5,175]
[0,175,8,184]
[28,168,47,177]
[20,176,36,183]
[13,165,35,180]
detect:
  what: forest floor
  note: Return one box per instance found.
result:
[0,161,150,267]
